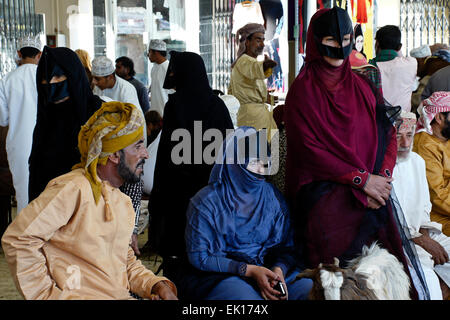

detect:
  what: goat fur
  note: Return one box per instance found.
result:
[346,242,411,300]
[295,242,410,300]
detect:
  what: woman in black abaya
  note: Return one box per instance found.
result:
[148,51,234,283]
[28,46,103,201]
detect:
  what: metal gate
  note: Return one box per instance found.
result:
[400,0,450,55]
[212,0,235,93]
[200,0,235,93]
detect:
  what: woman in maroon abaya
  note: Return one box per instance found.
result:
[284,7,419,297]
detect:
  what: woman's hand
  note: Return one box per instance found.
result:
[367,196,382,210]
[246,265,282,300]
[270,266,288,300]
[363,174,393,206]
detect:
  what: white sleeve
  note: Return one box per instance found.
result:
[158,67,169,104]
[126,85,141,111]
[0,79,9,126]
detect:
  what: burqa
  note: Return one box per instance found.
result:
[28,46,103,201]
[149,52,234,279]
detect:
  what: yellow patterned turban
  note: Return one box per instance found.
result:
[73,101,145,220]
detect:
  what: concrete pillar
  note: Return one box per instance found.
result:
[306,0,317,31]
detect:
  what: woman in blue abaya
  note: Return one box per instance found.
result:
[181,126,312,300]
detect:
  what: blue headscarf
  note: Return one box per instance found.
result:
[433,49,450,62]
[187,127,291,267]
[207,126,276,221]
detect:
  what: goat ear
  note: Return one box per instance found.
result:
[294,269,316,282]
[334,257,340,267]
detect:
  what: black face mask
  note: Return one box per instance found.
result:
[49,80,70,103]
[42,64,70,104]
[313,6,353,60]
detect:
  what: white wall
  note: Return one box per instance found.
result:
[35,0,78,46]
[185,0,199,53]
[376,0,401,28]
[69,0,95,57]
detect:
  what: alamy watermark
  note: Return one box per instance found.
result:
[169,122,280,175]
[65,265,81,290]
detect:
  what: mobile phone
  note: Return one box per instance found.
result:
[274,280,286,297]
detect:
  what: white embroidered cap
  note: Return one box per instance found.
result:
[18,35,42,51]
[91,56,115,77]
[148,39,167,51]
[410,45,431,58]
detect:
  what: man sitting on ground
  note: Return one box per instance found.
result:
[393,111,450,300]
[1,102,178,300]
[414,91,450,237]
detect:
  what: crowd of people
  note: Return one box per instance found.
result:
[0,6,449,300]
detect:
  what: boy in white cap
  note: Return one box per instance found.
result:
[0,35,42,213]
[91,56,141,111]
[147,39,170,116]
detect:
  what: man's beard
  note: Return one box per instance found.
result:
[118,154,145,184]
[397,146,412,163]
[251,47,264,56]
[441,119,450,140]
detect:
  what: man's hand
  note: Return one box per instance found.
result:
[246,265,282,300]
[263,55,277,71]
[131,234,141,256]
[362,175,393,206]
[413,232,449,265]
[151,281,178,300]
[270,266,288,300]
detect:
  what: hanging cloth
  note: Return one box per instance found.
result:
[351,0,372,24]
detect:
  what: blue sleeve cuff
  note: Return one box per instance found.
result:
[228,260,247,276]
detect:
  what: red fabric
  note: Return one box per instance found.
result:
[356,0,368,23]
[379,128,397,178]
[299,0,304,53]
[305,184,368,266]
[354,0,373,24]
[334,169,370,189]
[285,8,378,201]
[317,0,324,10]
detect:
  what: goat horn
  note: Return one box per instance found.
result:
[334,257,340,267]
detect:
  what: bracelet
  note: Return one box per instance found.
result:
[238,263,247,277]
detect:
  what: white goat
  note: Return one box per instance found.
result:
[346,242,411,300]
[295,242,411,300]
